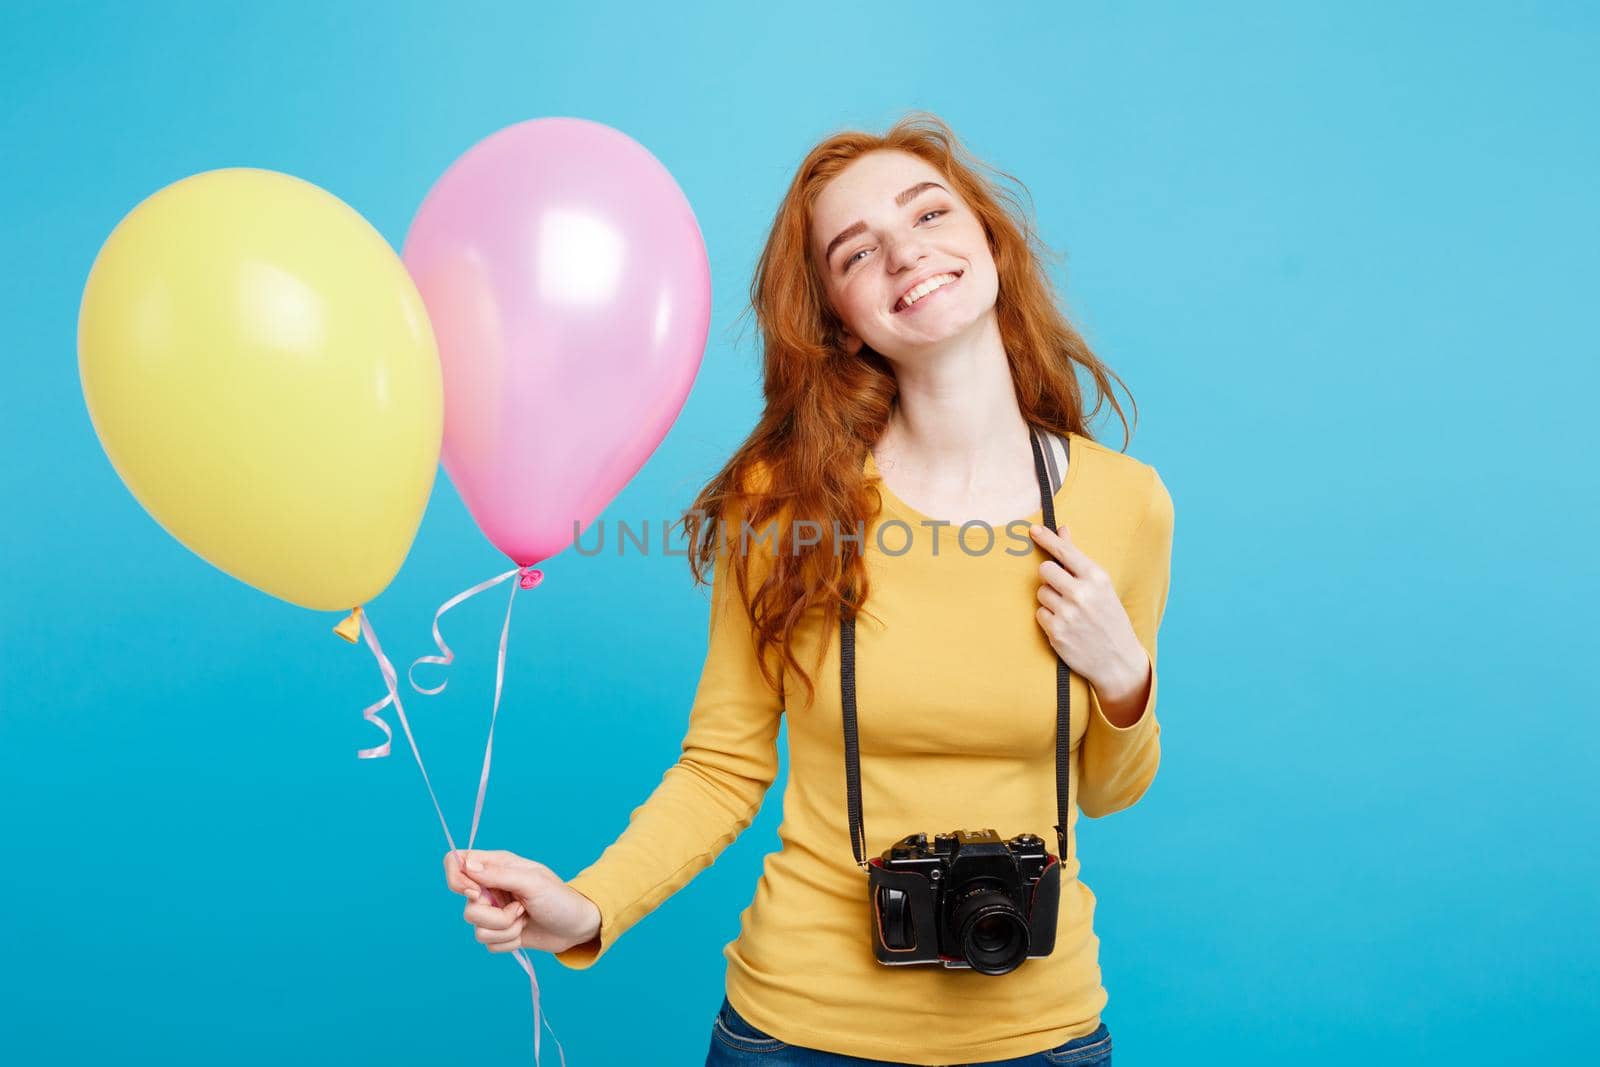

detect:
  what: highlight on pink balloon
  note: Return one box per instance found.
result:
[402,117,712,567]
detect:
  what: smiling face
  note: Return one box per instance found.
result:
[811,149,999,361]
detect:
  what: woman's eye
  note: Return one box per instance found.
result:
[920,210,946,223]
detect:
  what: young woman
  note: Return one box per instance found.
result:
[444,112,1174,1066]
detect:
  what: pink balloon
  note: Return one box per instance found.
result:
[403,118,711,566]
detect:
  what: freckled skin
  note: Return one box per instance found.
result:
[810,149,1000,362]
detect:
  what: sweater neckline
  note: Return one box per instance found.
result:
[863,429,1085,529]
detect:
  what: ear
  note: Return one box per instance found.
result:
[839,325,864,357]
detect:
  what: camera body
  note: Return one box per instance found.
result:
[868,828,1061,974]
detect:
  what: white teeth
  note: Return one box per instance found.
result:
[896,273,958,312]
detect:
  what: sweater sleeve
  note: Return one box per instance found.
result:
[1077,466,1174,819]
[553,509,785,970]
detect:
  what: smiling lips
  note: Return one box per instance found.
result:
[893,270,962,313]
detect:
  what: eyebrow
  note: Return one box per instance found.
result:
[823,181,947,267]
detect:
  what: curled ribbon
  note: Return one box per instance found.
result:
[408,566,538,695]
[344,575,565,1066]
[356,687,393,759]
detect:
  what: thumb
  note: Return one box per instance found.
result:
[463,857,532,895]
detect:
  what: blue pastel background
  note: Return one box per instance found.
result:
[3,3,1594,1064]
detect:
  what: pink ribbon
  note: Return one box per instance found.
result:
[353,572,565,1066]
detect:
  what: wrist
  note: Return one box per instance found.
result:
[1095,645,1152,729]
[568,885,602,941]
[1095,642,1150,708]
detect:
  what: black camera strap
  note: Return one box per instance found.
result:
[840,426,1072,873]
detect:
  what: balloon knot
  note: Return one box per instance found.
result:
[518,567,544,590]
[332,607,363,644]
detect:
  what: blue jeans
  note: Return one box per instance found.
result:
[704,995,1113,1066]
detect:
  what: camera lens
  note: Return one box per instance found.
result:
[951,885,1029,975]
[973,913,1011,952]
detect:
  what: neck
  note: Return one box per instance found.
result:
[874,312,1032,491]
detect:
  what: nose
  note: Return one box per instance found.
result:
[884,232,928,275]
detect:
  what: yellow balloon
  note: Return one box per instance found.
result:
[78,168,442,613]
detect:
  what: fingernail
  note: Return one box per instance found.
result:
[466,860,482,872]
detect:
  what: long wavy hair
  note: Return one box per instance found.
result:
[681,111,1138,711]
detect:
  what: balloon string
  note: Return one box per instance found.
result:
[467,567,525,855]
[408,566,524,695]
[357,609,458,850]
[354,595,564,1066]
[354,689,393,759]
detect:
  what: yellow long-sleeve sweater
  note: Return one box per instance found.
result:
[554,429,1174,1064]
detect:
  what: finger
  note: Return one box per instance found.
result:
[474,917,526,945]
[1036,584,1066,613]
[1037,559,1077,594]
[477,917,526,949]
[464,898,526,931]
[1029,523,1091,576]
[464,894,526,922]
[1030,522,1089,573]
[486,933,525,954]
[461,849,524,877]
[460,848,515,866]
[442,852,483,898]
[468,851,553,879]
[1036,605,1063,640]
[462,855,535,895]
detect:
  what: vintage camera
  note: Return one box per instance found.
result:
[868,828,1061,974]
